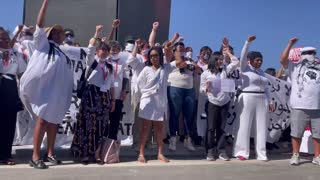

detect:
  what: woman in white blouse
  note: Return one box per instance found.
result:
[20,0,74,169]
[136,45,184,163]
[0,27,27,165]
[233,35,275,161]
[71,26,115,165]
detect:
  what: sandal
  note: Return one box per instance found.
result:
[80,157,89,165]
[158,154,169,163]
[29,159,48,169]
[138,155,147,163]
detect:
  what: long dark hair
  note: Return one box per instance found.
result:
[207,51,222,74]
[145,46,164,67]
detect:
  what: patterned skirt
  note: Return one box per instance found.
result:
[71,84,110,157]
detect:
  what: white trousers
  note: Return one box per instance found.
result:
[233,93,269,160]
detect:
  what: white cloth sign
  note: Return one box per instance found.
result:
[197,74,292,143]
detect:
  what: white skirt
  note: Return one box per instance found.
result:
[139,94,166,121]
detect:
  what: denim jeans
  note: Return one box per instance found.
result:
[167,86,195,137]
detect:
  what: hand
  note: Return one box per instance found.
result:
[164,41,173,56]
[222,37,229,48]
[120,91,127,101]
[269,103,275,112]
[247,35,256,43]
[112,19,120,28]
[177,37,184,42]
[152,22,159,30]
[95,25,103,37]
[110,101,115,112]
[289,37,298,45]
[173,33,180,40]
[135,39,142,47]
[101,37,107,42]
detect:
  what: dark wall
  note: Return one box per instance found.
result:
[24,0,171,47]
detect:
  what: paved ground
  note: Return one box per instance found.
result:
[0,143,318,180]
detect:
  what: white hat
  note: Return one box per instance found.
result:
[300,47,317,53]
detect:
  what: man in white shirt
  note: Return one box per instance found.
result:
[280,38,320,166]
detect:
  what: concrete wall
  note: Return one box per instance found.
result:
[24,0,171,47]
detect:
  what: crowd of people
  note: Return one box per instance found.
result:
[0,0,320,169]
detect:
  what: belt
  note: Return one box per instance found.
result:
[241,91,265,94]
[0,73,16,80]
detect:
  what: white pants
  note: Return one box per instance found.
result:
[233,93,269,160]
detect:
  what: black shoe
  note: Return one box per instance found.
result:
[43,155,62,165]
[29,159,48,169]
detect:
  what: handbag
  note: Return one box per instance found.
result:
[77,61,98,98]
[95,137,121,164]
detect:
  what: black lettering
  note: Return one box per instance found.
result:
[124,123,132,135]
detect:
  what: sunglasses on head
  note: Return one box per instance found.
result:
[301,51,316,55]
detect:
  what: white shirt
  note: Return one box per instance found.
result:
[200,57,239,106]
[0,49,26,76]
[168,60,194,89]
[20,25,73,124]
[107,52,128,99]
[86,45,114,91]
[288,60,320,109]
[239,41,271,103]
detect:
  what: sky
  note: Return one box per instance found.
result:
[1,0,319,70]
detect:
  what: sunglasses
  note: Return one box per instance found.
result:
[301,51,316,55]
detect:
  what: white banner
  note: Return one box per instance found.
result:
[15,46,134,148]
[197,74,291,143]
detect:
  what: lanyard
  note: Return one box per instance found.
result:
[112,60,119,80]
[1,51,10,68]
[99,63,109,81]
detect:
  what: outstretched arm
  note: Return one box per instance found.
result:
[107,19,120,41]
[37,0,49,28]
[148,22,159,47]
[10,25,23,48]
[280,37,298,69]
[240,35,256,72]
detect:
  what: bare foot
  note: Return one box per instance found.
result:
[158,154,169,163]
[138,155,147,163]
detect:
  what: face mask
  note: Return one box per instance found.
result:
[301,54,315,62]
[0,48,10,52]
[99,58,107,63]
[185,52,193,59]
[110,54,119,60]
[142,49,149,56]
[64,36,74,44]
[125,43,135,52]
[203,54,210,60]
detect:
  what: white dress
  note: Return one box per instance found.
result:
[137,64,174,121]
[20,25,74,124]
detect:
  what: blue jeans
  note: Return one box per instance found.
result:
[167,86,195,137]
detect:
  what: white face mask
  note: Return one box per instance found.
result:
[301,54,315,62]
[142,49,149,56]
[110,54,119,60]
[203,54,210,60]
[180,52,186,57]
[185,52,193,59]
[64,36,74,44]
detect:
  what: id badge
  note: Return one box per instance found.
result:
[114,82,119,87]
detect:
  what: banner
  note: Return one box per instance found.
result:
[15,46,134,148]
[196,74,291,143]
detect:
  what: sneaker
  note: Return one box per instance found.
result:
[236,155,246,161]
[43,154,62,165]
[184,138,196,151]
[219,153,230,161]
[290,153,300,166]
[169,136,177,151]
[206,156,215,161]
[312,155,320,165]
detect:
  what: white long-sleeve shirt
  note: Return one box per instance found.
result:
[239,41,271,103]
[200,56,239,106]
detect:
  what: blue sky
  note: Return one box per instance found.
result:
[1,0,319,69]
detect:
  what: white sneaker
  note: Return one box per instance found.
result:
[184,138,196,151]
[312,155,320,165]
[169,136,177,151]
[290,153,300,166]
